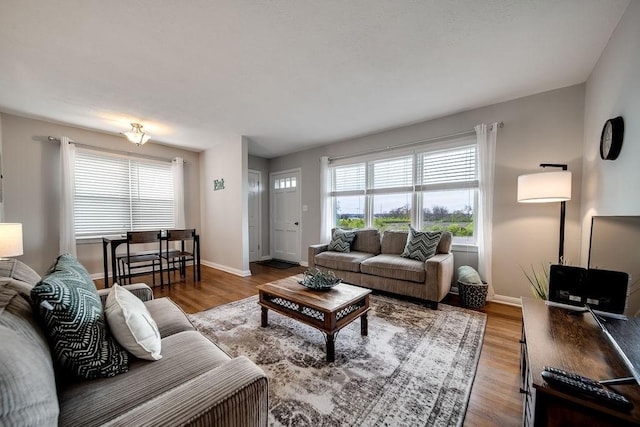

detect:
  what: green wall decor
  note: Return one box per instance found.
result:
[214,179,225,191]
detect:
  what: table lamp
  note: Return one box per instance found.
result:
[517,164,572,263]
[0,223,24,259]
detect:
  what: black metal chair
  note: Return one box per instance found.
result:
[162,228,196,287]
[118,230,164,288]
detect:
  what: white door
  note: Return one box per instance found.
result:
[248,170,261,262]
[270,169,301,263]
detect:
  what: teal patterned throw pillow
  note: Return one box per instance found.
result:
[31,253,129,379]
[328,229,357,253]
[401,227,442,262]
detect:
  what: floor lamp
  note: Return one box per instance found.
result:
[517,164,572,264]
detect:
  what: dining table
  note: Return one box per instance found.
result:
[102,233,201,288]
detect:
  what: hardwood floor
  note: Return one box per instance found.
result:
[95,263,524,426]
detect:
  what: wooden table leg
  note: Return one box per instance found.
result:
[326,333,335,362]
[261,307,268,327]
[361,313,368,336]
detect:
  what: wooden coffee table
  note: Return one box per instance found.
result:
[257,275,371,362]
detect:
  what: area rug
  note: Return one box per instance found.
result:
[256,259,300,269]
[190,294,486,426]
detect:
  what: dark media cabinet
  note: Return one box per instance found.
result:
[520,297,640,426]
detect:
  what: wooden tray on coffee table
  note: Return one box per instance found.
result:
[257,275,371,362]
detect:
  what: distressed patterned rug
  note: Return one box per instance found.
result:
[190,294,486,427]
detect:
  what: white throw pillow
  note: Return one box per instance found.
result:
[105,284,162,361]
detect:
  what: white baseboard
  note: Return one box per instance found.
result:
[259,255,271,261]
[300,261,308,267]
[490,294,522,307]
[200,260,252,277]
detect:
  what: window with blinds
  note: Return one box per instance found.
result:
[329,136,478,242]
[74,150,175,237]
[416,145,477,190]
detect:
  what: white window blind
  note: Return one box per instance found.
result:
[331,163,365,195]
[416,145,477,191]
[74,150,175,237]
[370,156,413,194]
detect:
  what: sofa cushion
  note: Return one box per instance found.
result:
[314,251,375,273]
[361,254,426,283]
[58,330,230,427]
[401,228,442,262]
[105,284,162,361]
[436,231,453,254]
[381,230,409,254]
[351,228,382,254]
[0,277,34,300]
[0,258,41,287]
[144,297,196,338]
[31,253,129,379]
[0,286,59,426]
[327,228,357,252]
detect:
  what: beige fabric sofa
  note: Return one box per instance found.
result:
[0,259,268,427]
[309,229,454,308]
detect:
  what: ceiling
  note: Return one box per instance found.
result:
[0,1,630,158]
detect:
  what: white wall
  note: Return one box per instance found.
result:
[270,85,585,301]
[1,113,201,276]
[580,1,640,263]
[199,137,250,276]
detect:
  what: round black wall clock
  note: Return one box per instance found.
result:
[600,116,624,160]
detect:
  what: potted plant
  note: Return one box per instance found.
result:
[522,262,550,300]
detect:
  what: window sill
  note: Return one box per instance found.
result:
[451,243,478,253]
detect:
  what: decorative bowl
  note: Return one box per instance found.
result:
[298,268,341,291]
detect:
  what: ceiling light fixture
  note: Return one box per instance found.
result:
[123,123,150,146]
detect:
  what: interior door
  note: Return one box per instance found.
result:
[270,169,301,263]
[248,170,261,262]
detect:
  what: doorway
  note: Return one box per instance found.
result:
[248,169,262,263]
[270,169,301,263]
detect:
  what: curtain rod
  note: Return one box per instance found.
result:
[47,136,185,164]
[328,121,503,162]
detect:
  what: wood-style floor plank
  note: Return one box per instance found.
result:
[94,264,523,426]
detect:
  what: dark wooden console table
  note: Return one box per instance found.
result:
[520,297,640,426]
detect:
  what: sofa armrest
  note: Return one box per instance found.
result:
[308,244,329,269]
[425,253,454,302]
[97,283,154,306]
[103,356,268,427]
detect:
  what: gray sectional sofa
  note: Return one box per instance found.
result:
[0,259,268,427]
[309,229,454,308]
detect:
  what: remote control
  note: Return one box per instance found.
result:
[541,370,633,411]
[543,366,603,388]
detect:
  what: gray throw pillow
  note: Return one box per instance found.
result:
[30,253,129,379]
[401,227,442,262]
[328,229,357,253]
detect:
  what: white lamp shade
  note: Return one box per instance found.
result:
[517,171,572,203]
[0,223,24,257]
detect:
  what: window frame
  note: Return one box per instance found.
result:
[328,136,479,245]
[74,148,176,239]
